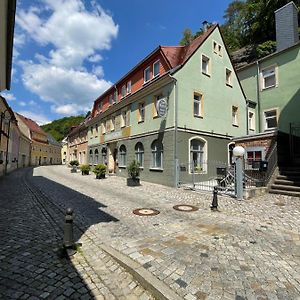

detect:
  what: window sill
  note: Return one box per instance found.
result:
[232,124,239,127]
[226,83,233,88]
[194,115,203,119]
[138,120,144,124]
[153,115,159,119]
[118,165,126,169]
[150,167,163,172]
[202,72,211,78]
[262,85,276,91]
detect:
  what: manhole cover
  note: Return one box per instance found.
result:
[173,205,198,212]
[133,208,160,216]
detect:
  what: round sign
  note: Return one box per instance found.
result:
[156,98,168,117]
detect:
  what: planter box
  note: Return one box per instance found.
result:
[96,174,106,179]
[71,167,77,173]
[127,178,140,186]
[81,170,89,175]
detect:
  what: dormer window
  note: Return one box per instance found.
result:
[144,67,151,83]
[127,81,132,94]
[113,90,118,103]
[98,102,102,112]
[109,95,113,106]
[153,60,160,77]
[121,85,126,98]
[201,55,210,76]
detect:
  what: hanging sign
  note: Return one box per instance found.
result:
[156,98,168,118]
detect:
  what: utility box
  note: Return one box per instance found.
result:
[259,161,268,172]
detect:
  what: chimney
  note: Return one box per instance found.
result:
[202,20,208,32]
[275,1,299,52]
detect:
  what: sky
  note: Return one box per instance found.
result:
[1,0,232,125]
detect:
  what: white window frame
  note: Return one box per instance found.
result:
[226,68,232,87]
[121,110,127,128]
[263,108,278,130]
[193,92,203,117]
[98,102,103,112]
[153,60,160,77]
[232,106,239,126]
[121,85,126,98]
[111,116,115,131]
[109,95,113,106]
[127,81,132,94]
[135,142,144,168]
[119,145,127,167]
[138,102,145,123]
[113,90,118,104]
[261,65,278,90]
[151,140,163,169]
[248,111,255,131]
[189,137,208,174]
[201,54,210,76]
[144,67,151,83]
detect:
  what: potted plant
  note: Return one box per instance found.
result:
[127,160,141,186]
[80,164,90,175]
[93,164,106,179]
[69,160,79,173]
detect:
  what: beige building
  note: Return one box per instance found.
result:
[47,134,62,165]
[61,137,68,164]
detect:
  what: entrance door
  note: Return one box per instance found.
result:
[290,123,300,163]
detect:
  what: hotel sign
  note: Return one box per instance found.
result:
[156,98,168,118]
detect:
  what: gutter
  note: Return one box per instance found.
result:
[256,61,261,132]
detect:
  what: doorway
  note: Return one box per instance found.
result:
[107,142,117,174]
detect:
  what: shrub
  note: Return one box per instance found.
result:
[80,164,90,172]
[69,160,79,167]
[127,160,140,180]
[93,164,106,177]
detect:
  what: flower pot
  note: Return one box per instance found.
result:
[127,178,140,186]
[82,170,89,175]
[96,173,105,179]
[71,166,77,173]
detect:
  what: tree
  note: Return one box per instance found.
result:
[179,28,193,46]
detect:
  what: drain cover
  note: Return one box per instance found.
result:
[173,205,198,212]
[133,208,160,216]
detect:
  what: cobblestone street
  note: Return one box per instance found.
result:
[1,165,300,300]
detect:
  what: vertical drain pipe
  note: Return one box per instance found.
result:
[256,61,261,132]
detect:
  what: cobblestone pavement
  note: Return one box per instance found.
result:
[24,166,300,299]
[0,168,154,300]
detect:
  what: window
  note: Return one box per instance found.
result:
[190,139,205,173]
[264,109,277,130]
[101,122,106,134]
[246,150,262,169]
[119,145,127,167]
[213,41,217,53]
[261,66,277,89]
[218,45,222,56]
[94,149,99,165]
[89,149,93,165]
[138,102,145,123]
[226,68,232,86]
[248,111,255,131]
[109,95,113,106]
[113,90,118,103]
[121,85,126,98]
[95,124,98,136]
[153,60,160,77]
[202,55,210,75]
[90,126,93,138]
[193,93,203,117]
[121,110,127,128]
[98,102,103,112]
[151,140,163,169]
[105,120,111,132]
[135,142,144,167]
[153,95,163,118]
[111,117,115,131]
[102,148,107,164]
[127,81,132,94]
[144,67,151,83]
[232,106,238,126]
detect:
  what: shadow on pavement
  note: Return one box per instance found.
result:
[0,167,119,299]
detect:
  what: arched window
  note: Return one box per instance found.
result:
[89,149,93,165]
[151,140,163,169]
[101,147,107,165]
[135,142,144,167]
[94,149,99,165]
[190,138,206,173]
[119,145,127,167]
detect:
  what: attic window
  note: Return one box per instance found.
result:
[201,55,210,76]
[144,67,151,83]
[226,68,232,86]
[98,102,102,112]
[261,66,277,90]
[153,60,160,77]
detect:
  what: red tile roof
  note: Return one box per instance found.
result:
[16,113,47,136]
[161,25,217,68]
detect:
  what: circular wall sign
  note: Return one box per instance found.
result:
[156,98,168,117]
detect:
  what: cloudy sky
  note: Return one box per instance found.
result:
[2,0,231,125]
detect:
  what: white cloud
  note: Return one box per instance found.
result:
[19,101,26,106]
[16,0,118,68]
[16,0,118,116]
[1,92,16,101]
[17,110,51,125]
[21,62,111,114]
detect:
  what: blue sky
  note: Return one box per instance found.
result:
[1,0,232,125]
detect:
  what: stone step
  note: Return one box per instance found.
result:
[279,170,300,176]
[274,179,300,186]
[271,184,300,192]
[269,189,300,197]
[277,174,300,181]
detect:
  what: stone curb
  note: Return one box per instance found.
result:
[100,243,183,300]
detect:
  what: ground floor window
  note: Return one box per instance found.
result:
[89,150,93,165]
[135,142,144,167]
[151,140,163,169]
[94,149,99,165]
[119,145,127,167]
[190,138,206,173]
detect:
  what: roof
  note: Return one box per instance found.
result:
[47,133,61,146]
[0,95,16,120]
[16,113,47,136]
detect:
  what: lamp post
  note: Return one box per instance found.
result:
[233,146,245,200]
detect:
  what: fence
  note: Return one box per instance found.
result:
[178,160,236,197]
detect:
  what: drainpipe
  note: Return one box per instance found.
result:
[246,100,249,135]
[4,119,11,174]
[256,61,261,132]
[172,77,179,188]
